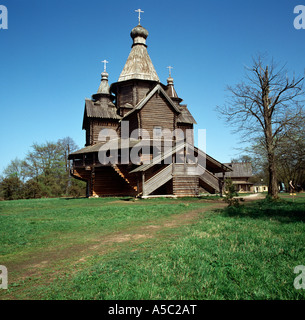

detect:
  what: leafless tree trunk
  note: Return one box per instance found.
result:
[217,55,304,199]
[58,137,79,195]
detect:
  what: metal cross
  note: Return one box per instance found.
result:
[135,9,144,24]
[167,66,173,77]
[101,59,108,72]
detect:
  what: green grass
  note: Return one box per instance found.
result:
[0,197,202,256]
[0,194,305,300]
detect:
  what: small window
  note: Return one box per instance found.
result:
[153,126,162,137]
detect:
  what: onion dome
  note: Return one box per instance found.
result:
[92,69,110,101]
[130,25,149,42]
[97,71,110,94]
[118,24,159,82]
[166,73,183,103]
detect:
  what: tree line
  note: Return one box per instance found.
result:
[0,137,86,200]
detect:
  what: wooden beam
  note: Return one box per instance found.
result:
[142,171,146,196]
[91,167,95,197]
[220,172,225,197]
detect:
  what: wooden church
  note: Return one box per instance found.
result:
[69,13,231,197]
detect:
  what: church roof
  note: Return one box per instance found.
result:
[68,139,141,158]
[177,107,197,124]
[120,83,197,125]
[118,24,159,82]
[82,99,121,129]
[84,65,122,126]
[215,162,252,178]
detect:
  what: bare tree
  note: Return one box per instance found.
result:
[275,124,305,191]
[58,137,79,173]
[58,137,79,194]
[217,55,304,199]
[3,158,27,182]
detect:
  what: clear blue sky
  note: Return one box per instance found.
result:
[0,0,304,173]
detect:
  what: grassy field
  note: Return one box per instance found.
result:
[0,194,305,300]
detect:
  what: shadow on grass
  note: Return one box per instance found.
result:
[220,199,305,224]
[63,197,87,200]
[120,197,136,201]
[63,196,134,201]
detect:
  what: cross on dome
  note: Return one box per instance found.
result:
[135,9,144,25]
[167,66,173,77]
[101,59,109,72]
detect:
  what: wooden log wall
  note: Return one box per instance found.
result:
[127,113,140,137]
[92,166,137,197]
[115,164,139,190]
[150,179,173,195]
[118,84,133,107]
[136,83,152,103]
[71,168,91,181]
[117,81,153,108]
[140,93,175,136]
[173,176,199,196]
[177,123,194,145]
[91,120,119,144]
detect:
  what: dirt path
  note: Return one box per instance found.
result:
[2,195,263,298]
[5,202,224,282]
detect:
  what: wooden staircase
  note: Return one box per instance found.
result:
[112,164,138,191]
[70,168,91,181]
[143,164,173,196]
[199,168,220,193]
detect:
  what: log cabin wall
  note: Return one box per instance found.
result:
[117,81,154,108]
[92,166,137,196]
[135,82,155,104]
[150,179,173,195]
[71,167,91,182]
[173,175,199,196]
[177,123,194,145]
[120,106,134,117]
[90,119,119,144]
[117,84,134,107]
[126,112,140,137]
[115,164,139,190]
[140,92,176,137]
[85,122,91,146]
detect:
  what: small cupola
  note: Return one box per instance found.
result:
[92,60,111,101]
[130,24,149,46]
[165,66,183,103]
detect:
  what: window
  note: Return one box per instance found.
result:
[153,126,162,138]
